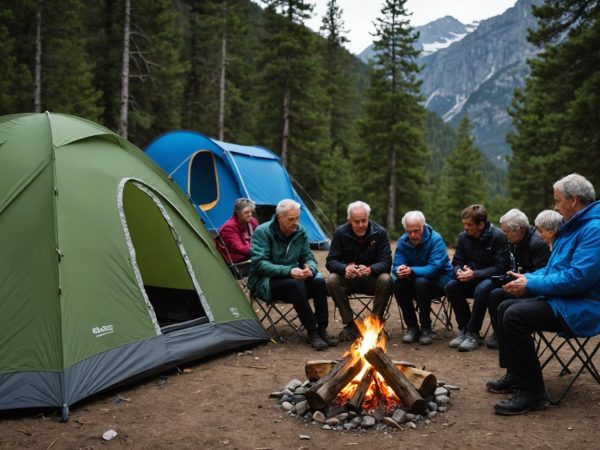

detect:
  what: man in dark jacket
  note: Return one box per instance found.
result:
[445,204,510,351]
[248,199,336,351]
[488,174,600,415]
[326,201,393,341]
[485,209,550,349]
[393,211,453,345]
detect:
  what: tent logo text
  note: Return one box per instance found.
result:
[229,307,240,318]
[92,325,114,337]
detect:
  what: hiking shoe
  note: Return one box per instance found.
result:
[338,323,360,342]
[402,327,420,344]
[486,372,516,394]
[494,388,549,416]
[317,326,338,347]
[307,331,328,351]
[486,332,499,350]
[458,332,482,352]
[449,329,467,348]
[419,328,434,345]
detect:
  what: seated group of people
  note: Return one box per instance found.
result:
[216,173,600,416]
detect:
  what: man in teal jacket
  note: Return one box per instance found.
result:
[248,199,335,351]
[488,173,600,415]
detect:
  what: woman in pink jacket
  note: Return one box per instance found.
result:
[216,198,259,275]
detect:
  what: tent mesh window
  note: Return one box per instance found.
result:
[123,183,207,327]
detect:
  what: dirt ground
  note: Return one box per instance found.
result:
[1,250,599,449]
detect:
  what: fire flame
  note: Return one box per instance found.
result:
[337,315,401,411]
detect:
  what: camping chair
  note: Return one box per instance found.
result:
[251,295,304,343]
[430,295,453,337]
[535,331,600,404]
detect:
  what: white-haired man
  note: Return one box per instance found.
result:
[393,211,454,345]
[326,201,393,341]
[489,174,600,415]
[248,199,336,351]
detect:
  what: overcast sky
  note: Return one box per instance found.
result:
[307,0,518,54]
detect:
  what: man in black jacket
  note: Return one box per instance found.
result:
[326,201,393,341]
[445,204,510,351]
[485,209,550,349]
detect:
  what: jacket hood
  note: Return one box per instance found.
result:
[560,200,600,234]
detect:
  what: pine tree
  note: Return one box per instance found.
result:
[357,0,428,231]
[439,117,488,241]
[508,0,600,217]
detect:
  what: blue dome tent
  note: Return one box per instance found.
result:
[145,131,330,249]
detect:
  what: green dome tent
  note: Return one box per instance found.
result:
[0,112,268,419]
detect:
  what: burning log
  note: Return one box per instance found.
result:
[305,359,436,397]
[306,355,364,410]
[346,367,375,411]
[364,347,426,414]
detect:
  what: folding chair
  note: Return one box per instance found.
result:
[251,295,304,343]
[344,293,394,321]
[430,295,453,337]
[536,331,600,404]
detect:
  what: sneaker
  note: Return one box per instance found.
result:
[317,326,338,347]
[402,327,420,344]
[449,329,467,348]
[338,323,360,342]
[486,333,499,350]
[458,332,482,352]
[307,331,328,351]
[419,328,433,345]
[494,388,549,415]
[486,372,516,394]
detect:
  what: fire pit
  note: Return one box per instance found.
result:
[271,315,456,431]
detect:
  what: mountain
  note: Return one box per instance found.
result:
[357,15,476,63]
[420,0,542,165]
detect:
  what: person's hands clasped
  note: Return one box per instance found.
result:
[291,265,312,280]
[345,263,371,279]
[396,264,412,279]
[503,271,528,296]
[456,265,475,282]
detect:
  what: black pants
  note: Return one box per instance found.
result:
[269,276,329,333]
[394,277,444,330]
[445,278,495,332]
[488,287,513,334]
[497,297,564,390]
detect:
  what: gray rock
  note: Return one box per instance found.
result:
[406,421,417,429]
[285,379,303,391]
[321,424,331,430]
[362,415,376,428]
[299,434,310,440]
[335,412,349,421]
[292,394,306,403]
[281,401,293,411]
[438,406,447,413]
[392,409,407,424]
[406,413,416,421]
[312,411,326,423]
[445,384,460,390]
[325,417,340,426]
[434,387,448,396]
[350,416,363,427]
[280,394,293,403]
[281,388,294,396]
[428,401,438,412]
[384,417,401,429]
[372,407,385,422]
[427,411,438,418]
[294,387,307,395]
[301,379,311,387]
[294,400,308,416]
[435,395,450,405]
[269,391,283,399]
[437,380,446,386]
[348,411,358,418]
[343,421,358,430]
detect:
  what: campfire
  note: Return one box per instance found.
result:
[305,315,431,415]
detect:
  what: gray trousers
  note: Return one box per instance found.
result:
[326,272,393,325]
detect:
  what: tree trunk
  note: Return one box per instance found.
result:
[387,144,396,230]
[34,0,43,113]
[281,88,290,167]
[305,355,363,411]
[364,347,426,413]
[118,0,131,139]
[218,13,226,141]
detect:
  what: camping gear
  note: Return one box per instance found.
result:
[0,112,268,419]
[145,130,330,249]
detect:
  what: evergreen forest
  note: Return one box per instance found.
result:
[1,0,599,242]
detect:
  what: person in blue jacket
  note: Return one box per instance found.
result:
[488,173,600,415]
[392,211,453,345]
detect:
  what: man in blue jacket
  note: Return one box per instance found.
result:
[488,173,600,415]
[393,211,453,345]
[445,204,511,351]
[326,201,393,341]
